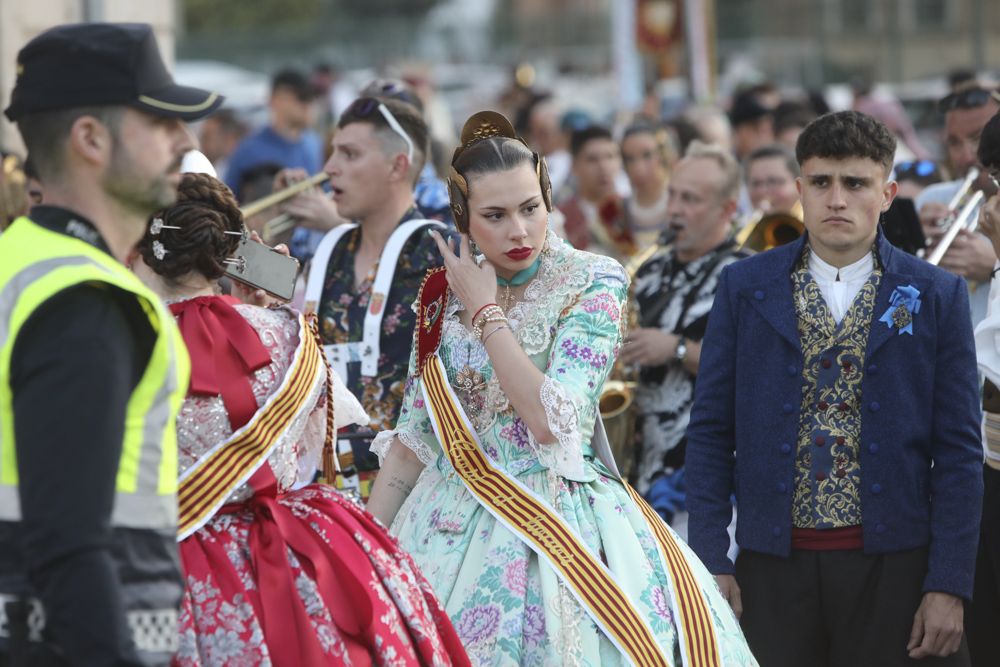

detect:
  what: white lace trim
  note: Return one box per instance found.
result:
[370,429,437,467]
[528,376,587,479]
[439,231,626,434]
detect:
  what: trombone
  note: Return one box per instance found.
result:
[926,168,984,266]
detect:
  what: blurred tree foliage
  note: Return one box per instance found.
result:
[183,0,445,33]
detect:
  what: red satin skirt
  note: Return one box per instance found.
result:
[173,482,470,666]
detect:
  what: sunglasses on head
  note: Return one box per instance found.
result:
[938,87,1000,112]
[347,97,414,162]
[894,159,938,179]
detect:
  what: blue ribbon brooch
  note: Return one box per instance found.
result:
[879,284,921,335]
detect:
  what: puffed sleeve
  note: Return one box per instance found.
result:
[370,313,441,467]
[529,259,628,479]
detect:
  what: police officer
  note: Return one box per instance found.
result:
[0,24,221,666]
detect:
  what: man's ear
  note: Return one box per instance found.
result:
[67,115,112,168]
[882,179,899,212]
[389,152,412,184]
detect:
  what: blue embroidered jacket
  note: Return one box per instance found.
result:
[686,231,983,600]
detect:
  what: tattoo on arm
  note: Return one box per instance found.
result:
[386,475,414,496]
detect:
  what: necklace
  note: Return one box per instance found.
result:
[496,256,541,311]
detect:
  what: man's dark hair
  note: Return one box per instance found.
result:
[16,105,122,181]
[570,125,613,158]
[773,101,816,137]
[237,161,283,204]
[208,108,247,136]
[795,111,896,174]
[746,143,800,177]
[978,111,1000,169]
[271,68,314,101]
[338,97,429,183]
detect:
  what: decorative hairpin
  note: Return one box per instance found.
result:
[223,256,246,273]
[152,240,168,260]
[150,217,180,235]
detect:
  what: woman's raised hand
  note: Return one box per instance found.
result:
[430,230,496,314]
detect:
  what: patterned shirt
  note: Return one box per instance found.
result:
[791,246,881,528]
[632,239,745,493]
[316,207,441,470]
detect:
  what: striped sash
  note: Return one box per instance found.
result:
[177,315,326,540]
[420,354,721,667]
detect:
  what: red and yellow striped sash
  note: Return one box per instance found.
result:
[624,484,721,667]
[177,315,324,540]
[423,355,689,666]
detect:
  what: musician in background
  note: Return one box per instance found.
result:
[622,141,746,533]
[969,109,1000,666]
[744,144,800,222]
[303,96,444,501]
[917,85,1000,326]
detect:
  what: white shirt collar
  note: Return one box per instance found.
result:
[808,247,874,283]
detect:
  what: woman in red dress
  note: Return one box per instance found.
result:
[132,172,469,666]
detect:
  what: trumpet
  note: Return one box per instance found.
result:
[240,171,329,218]
[239,172,329,243]
[926,168,985,266]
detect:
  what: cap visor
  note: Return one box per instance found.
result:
[133,84,224,121]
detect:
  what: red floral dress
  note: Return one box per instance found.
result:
[170,297,469,666]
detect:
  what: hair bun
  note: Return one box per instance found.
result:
[458,110,518,149]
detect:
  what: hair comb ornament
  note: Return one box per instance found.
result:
[152,240,168,260]
[447,110,553,230]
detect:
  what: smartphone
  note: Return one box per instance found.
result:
[224,237,299,301]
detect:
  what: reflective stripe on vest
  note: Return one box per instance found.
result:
[0,218,190,529]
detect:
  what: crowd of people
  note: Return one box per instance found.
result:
[2,18,1000,667]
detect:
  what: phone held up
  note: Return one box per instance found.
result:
[224,236,299,302]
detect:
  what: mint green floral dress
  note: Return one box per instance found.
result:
[372,231,757,666]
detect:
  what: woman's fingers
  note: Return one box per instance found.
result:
[459,234,473,262]
[430,230,456,265]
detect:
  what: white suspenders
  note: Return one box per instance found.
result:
[304,219,445,382]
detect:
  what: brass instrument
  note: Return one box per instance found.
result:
[734,200,804,252]
[599,240,664,479]
[239,172,329,243]
[926,168,984,266]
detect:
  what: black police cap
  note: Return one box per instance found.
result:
[4,23,223,122]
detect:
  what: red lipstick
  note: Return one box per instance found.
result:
[505,247,533,260]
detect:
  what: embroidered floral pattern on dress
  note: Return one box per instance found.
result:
[383,233,759,666]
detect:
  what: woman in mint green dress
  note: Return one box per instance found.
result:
[367,111,757,667]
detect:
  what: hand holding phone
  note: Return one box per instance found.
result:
[224,235,299,303]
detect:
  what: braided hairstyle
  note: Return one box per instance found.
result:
[138,173,243,282]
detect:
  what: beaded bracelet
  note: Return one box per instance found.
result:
[482,323,510,344]
[472,302,498,323]
[474,314,508,341]
[472,304,506,339]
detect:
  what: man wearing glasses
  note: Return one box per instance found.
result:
[916,85,1000,326]
[302,96,444,501]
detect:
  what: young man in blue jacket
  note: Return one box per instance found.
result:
[687,110,982,666]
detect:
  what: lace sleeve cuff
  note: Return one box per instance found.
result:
[370,429,437,467]
[529,376,587,479]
